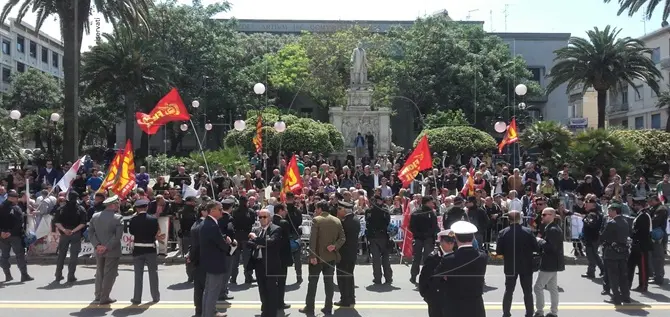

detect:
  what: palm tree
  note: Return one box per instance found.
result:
[655,88,670,131]
[81,26,172,152]
[0,0,154,161]
[604,0,670,21]
[547,26,662,129]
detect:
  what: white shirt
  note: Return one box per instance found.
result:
[508,198,522,212]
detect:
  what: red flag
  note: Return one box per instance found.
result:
[252,114,263,153]
[280,155,303,201]
[398,135,433,188]
[136,88,191,135]
[400,198,413,257]
[498,117,519,153]
[460,168,475,197]
[110,140,136,199]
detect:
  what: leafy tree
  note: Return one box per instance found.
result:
[547,26,662,129]
[390,16,542,128]
[0,109,24,162]
[519,121,573,172]
[224,111,343,155]
[145,154,196,176]
[570,128,639,177]
[611,129,670,177]
[17,108,63,156]
[423,109,470,129]
[188,147,251,174]
[2,68,62,115]
[655,88,670,132]
[81,26,173,152]
[415,126,497,157]
[1,0,155,161]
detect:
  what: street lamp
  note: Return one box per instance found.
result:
[253,83,266,95]
[191,100,200,108]
[205,122,213,131]
[50,113,60,122]
[494,120,508,133]
[515,83,528,96]
[9,110,21,122]
[233,119,246,131]
[180,123,188,132]
[274,120,286,133]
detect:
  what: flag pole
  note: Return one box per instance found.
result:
[189,119,216,196]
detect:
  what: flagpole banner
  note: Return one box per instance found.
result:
[398,135,433,188]
[136,88,191,135]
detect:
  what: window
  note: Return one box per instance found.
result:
[621,119,629,128]
[16,62,25,73]
[29,41,36,58]
[41,47,48,63]
[651,114,662,129]
[635,116,644,129]
[1,39,9,55]
[1,67,10,83]
[652,47,661,64]
[634,85,644,101]
[621,87,629,104]
[16,35,24,53]
[52,52,59,68]
[528,67,542,83]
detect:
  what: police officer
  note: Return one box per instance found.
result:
[54,191,87,283]
[647,195,667,285]
[187,200,209,317]
[628,198,652,292]
[434,221,487,317]
[336,200,361,307]
[129,199,163,304]
[419,229,456,317]
[365,195,392,285]
[180,196,198,282]
[0,190,33,282]
[409,196,439,284]
[601,203,631,305]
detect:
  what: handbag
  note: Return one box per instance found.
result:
[290,239,301,252]
[651,228,665,241]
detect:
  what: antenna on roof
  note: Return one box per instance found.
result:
[466,9,479,20]
[490,9,494,32]
[503,4,509,32]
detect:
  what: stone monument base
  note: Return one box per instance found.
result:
[329,105,391,159]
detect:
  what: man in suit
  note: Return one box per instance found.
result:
[534,208,565,317]
[300,201,346,316]
[199,201,231,317]
[434,221,488,317]
[187,201,208,317]
[249,209,281,317]
[601,203,631,305]
[272,204,294,310]
[88,196,124,305]
[218,200,236,301]
[496,210,540,317]
[335,200,361,307]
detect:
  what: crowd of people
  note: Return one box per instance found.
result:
[0,149,669,317]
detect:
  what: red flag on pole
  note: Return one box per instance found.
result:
[398,135,433,188]
[498,117,519,153]
[400,198,414,258]
[136,88,191,135]
[252,114,263,153]
[280,155,303,201]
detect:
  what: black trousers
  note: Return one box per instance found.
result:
[502,273,534,317]
[193,266,206,316]
[305,261,335,310]
[427,297,444,317]
[628,248,649,290]
[256,265,278,317]
[605,258,630,302]
[277,265,288,306]
[336,260,356,304]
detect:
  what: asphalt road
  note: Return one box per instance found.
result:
[0,264,669,317]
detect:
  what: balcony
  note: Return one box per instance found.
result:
[607,103,629,114]
[661,57,670,70]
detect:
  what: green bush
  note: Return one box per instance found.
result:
[224,111,343,155]
[570,129,639,177]
[612,129,670,177]
[519,121,573,172]
[414,126,497,156]
[145,154,196,176]
[188,147,251,174]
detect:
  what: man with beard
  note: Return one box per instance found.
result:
[335,201,361,307]
[231,196,256,285]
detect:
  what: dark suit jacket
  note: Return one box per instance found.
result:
[199,216,230,274]
[539,222,565,272]
[187,218,204,266]
[340,213,361,264]
[248,223,282,275]
[496,223,540,275]
[436,246,488,317]
[272,214,294,268]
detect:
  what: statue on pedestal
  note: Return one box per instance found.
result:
[350,41,368,88]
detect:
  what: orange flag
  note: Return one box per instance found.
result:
[461,167,475,197]
[281,155,303,201]
[98,149,123,193]
[252,114,263,153]
[136,88,191,135]
[110,140,136,198]
[398,135,433,188]
[498,117,519,153]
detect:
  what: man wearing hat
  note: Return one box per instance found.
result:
[129,199,163,304]
[53,191,87,283]
[419,229,456,317]
[365,195,392,285]
[409,196,439,284]
[0,190,33,282]
[89,195,124,304]
[647,195,667,285]
[335,200,361,307]
[433,221,488,317]
[600,203,631,305]
[628,197,652,293]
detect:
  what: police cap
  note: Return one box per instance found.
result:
[103,195,120,205]
[450,221,478,234]
[134,199,149,208]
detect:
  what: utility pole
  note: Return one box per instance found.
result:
[503,4,509,32]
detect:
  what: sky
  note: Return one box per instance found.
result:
[3,0,668,50]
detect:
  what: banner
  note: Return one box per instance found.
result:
[27,215,170,256]
[136,88,191,135]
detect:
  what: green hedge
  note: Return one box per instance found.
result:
[414,126,497,155]
[611,129,670,176]
[569,129,640,177]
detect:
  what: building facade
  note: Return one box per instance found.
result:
[606,26,669,130]
[1,18,64,93]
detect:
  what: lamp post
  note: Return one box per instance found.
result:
[49,112,60,159]
[233,83,287,133]
[9,110,21,126]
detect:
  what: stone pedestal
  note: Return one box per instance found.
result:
[329,86,391,157]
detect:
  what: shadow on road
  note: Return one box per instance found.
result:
[167,281,193,290]
[364,283,401,293]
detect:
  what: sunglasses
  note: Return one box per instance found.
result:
[258,216,268,219]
